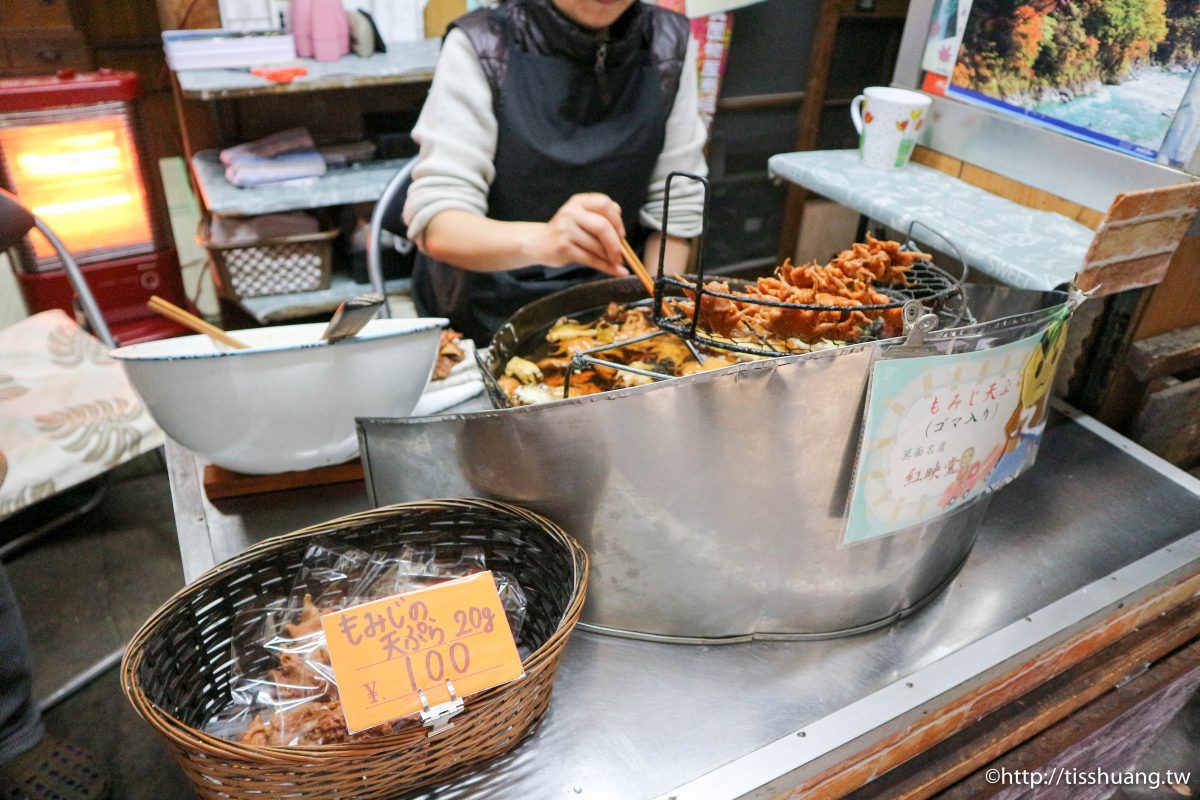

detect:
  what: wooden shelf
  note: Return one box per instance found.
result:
[173,38,440,100]
[190,151,412,216]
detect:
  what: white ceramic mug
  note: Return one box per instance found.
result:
[850,87,932,170]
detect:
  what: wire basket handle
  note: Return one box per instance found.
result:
[655,171,711,337]
[904,219,970,285]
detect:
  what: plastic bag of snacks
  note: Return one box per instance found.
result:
[204,539,528,746]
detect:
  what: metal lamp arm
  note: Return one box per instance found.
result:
[33,216,115,349]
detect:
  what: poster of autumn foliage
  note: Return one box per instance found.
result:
[948,0,1200,161]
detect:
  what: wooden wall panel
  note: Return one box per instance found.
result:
[155,0,221,30]
[1096,236,1200,430]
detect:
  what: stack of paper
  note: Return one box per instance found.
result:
[163,29,296,71]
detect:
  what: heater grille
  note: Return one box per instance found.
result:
[0,100,171,272]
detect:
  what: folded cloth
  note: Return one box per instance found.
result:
[224,149,327,188]
[413,379,485,416]
[220,128,317,166]
[209,212,320,244]
[347,9,376,57]
[429,364,480,390]
[413,341,484,415]
[318,140,377,166]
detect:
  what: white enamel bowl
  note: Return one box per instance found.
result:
[111,318,447,474]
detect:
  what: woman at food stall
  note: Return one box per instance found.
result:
[403,0,709,343]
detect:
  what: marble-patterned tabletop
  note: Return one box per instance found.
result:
[769,149,1097,291]
[175,38,440,100]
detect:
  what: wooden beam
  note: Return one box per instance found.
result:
[1127,324,1200,382]
[1131,376,1200,469]
[716,93,855,112]
[910,146,1105,230]
[838,0,909,20]
[1094,236,1200,430]
[910,146,964,178]
[938,641,1200,799]
[154,0,220,29]
[959,163,1106,230]
[772,569,1200,799]
[1126,235,1200,342]
[776,0,843,263]
[203,461,364,500]
[837,600,1200,799]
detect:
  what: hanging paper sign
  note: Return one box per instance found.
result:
[919,0,976,94]
[844,313,1069,545]
[657,1,733,134]
[321,571,524,733]
[691,12,732,134]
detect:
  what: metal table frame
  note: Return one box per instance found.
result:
[163,400,1200,799]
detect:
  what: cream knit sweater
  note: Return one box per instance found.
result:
[403,27,709,247]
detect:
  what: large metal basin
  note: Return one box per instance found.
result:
[358,280,1071,641]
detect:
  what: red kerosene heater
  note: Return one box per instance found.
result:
[0,68,192,344]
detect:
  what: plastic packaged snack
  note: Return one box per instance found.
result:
[206,540,528,746]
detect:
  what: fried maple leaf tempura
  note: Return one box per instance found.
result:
[497,237,930,406]
[433,330,466,381]
[499,304,737,406]
[681,235,927,343]
[238,597,406,747]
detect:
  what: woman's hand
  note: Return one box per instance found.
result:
[420,198,631,276]
[524,193,630,277]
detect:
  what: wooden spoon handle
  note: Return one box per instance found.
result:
[147,296,249,350]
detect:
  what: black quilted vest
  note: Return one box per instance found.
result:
[412,0,690,344]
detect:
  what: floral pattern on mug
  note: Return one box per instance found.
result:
[851,87,931,171]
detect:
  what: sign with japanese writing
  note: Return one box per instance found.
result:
[844,314,1069,544]
[656,1,733,134]
[320,571,524,733]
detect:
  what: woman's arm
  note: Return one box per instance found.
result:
[639,36,709,242]
[406,29,629,278]
[403,29,497,248]
[643,231,691,276]
[423,195,631,277]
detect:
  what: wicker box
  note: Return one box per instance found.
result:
[121,499,587,800]
[199,216,337,300]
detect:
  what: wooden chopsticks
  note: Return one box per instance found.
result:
[620,237,655,297]
[147,295,250,350]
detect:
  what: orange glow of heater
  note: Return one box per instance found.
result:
[1,70,189,345]
[0,116,154,260]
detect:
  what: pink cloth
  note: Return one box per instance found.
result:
[219,128,316,166]
[310,0,350,61]
[290,0,314,57]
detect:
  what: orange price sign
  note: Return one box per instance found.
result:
[320,571,524,733]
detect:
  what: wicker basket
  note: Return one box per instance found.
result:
[121,499,588,800]
[199,216,337,300]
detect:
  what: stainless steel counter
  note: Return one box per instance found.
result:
[165,402,1200,799]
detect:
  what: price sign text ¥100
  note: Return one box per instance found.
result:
[320,571,524,733]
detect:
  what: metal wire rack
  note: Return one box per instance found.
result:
[650,172,972,358]
[497,172,974,402]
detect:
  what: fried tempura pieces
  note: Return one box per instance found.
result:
[499,305,733,406]
[237,597,406,747]
[680,236,922,343]
[433,330,467,380]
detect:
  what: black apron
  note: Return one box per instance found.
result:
[413,11,670,344]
